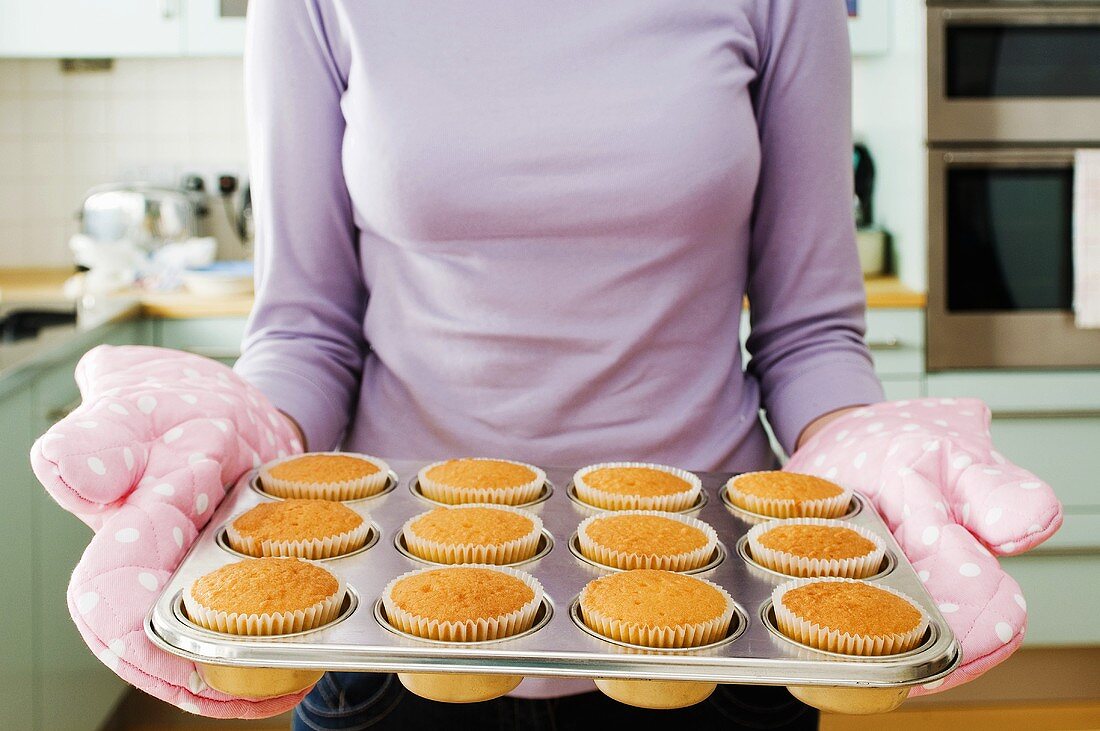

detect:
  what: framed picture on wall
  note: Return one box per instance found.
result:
[848,0,891,56]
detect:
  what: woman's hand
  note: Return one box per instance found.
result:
[786,398,1063,694]
[31,345,306,718]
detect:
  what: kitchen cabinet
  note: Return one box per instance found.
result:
[0,0,246,59]
[152,316,246,365]
[0,1,184,58]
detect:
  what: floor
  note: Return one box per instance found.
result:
[103,648,1100,731]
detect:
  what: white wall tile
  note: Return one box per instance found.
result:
[22,60,65,93]
[0,97,26,137]
[23,96,66,139]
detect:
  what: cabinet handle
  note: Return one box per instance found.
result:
[47,398,83,423]
[992,409,1100,421]
[867,338,904,351]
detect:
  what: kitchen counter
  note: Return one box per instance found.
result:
[0,268,926,316]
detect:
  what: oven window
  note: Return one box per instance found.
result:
[947,25,1100,97]
[946,168,1073,312]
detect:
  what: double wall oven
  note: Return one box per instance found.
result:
[926,1,1100,369]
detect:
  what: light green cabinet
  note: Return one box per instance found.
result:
[152,317,246,366]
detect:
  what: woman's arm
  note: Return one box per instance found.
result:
[745,1,883,455]
[234,0,367,451]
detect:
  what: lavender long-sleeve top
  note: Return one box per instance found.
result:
[237,0,881,698]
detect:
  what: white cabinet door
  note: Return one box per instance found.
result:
[183,0,247,56]
[0,0,184,58]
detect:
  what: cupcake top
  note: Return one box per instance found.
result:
[580,569,728,627]
[189,558,339,615]
[266,454,381,485]
[781,581,923,637]
[582,467,691,497]
[582,513,708,557]
[424,459,537,491]
[408,505,535,547]
[231,500,363,544]
[388,566,535,623]
[733,472,844,503]
[757,523,876,561]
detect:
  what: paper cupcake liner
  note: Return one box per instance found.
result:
[772,577,929,656]
[259,452,391,501]
[576,510,719,571]
[401,504,544,565]
[183,561,346,636]
[572,462,702,512]
[226,518,372,560]
[382,564,544,642]
[417,459,546,506]
[724,472,852,519]
[746,518,886,579]
[579,575,736,649]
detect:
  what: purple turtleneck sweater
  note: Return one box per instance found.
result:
[236,0,882,697]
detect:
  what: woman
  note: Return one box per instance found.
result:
[31,2,1062,729]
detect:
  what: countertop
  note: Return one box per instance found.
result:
[0,268,926,317]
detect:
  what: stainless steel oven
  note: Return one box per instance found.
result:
[927,147,1100,369]
[928,2,1100,143]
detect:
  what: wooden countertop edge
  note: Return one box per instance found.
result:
[0,268,926,317]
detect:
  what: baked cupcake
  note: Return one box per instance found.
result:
[771,577,928,656]
[183,557,345,636]
[226,499,371,559]
[382,565,544,702]
[576,510,718,571]
[724,471,852,519]
[401,504,543,565]
[578,569,736,709]
[417,458,546,506]
[746,519,886,578]
[260,452,390,501]
[572,462,701,512]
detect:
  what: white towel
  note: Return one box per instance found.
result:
[1074,149,1100,328]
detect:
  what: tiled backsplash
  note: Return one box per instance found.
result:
[0,58,247,267]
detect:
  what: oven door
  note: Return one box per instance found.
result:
[928,148,1100,370]
[928,4,1100,143]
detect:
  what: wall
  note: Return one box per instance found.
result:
[0,58,248,267]
[851,0,927,291]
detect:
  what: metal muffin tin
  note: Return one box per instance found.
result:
[146,459,960,689]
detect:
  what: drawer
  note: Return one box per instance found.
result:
[155,317,247,363]
[1003,552,1100,646]
[881,377,924,401]
[865,309,924,376]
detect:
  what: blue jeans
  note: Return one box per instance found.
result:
[292,673,818,730]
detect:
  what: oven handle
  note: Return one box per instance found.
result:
[939,150,1077,168]
[991,408,1100,421]
[940,7,1100,25]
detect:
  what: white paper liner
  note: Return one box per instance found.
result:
[579,574,736,648]
[183,559,346,636]
[226,515,372,559]
[746,518,886,578]
[382,564,544,642]
[772,577,929,656]
[417,458,546,506]
[572,462,702,512]
[576,510,718,571]
[724,471,852,519]
[401,504,543,565]
[259,452,390,501]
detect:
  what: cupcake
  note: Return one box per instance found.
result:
[401,504,543,565]
[226,499,372,559]
[576,510,718,571]
[572,462,701,512]
[382,565,544,702]
[417,458,545,506]
[260,452,390,501]
[746,519,886,578]
[578,569,735,709]
[724,471,852,519]
[771,577,928,656]
[183,557,345,636]
[181,557,345,699]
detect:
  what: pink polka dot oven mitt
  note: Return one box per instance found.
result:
[30,345,305,718]
[786,398,1063,695]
